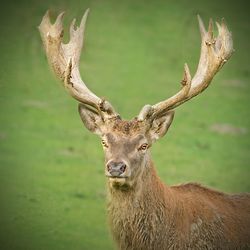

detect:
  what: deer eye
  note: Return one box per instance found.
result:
[101,139,109,148]
[138,143,148,151]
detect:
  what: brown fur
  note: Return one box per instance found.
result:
[108,160,250,250]
[111,119,143,135]
[78,108,250,249]
[103,121,250,250]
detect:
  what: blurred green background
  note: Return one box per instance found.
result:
[0,0,249,249]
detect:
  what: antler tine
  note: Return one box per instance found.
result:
[138,15,233,120]
[38,10,118,119]
[138,64,191,121]
[151,63,192,119]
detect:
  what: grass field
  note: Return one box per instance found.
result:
[0,0,249,249]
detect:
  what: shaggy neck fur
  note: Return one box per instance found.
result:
[107,159,178,250]
[106,158,250,250]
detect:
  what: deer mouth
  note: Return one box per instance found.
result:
[106,174,129,179]
[107,176,131,189]
[106,171,130,186]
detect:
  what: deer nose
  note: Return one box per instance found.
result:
[107,161,127,177]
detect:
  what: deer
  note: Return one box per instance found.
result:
[39,9,250,250]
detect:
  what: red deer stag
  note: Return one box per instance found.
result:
[39,10,250,250]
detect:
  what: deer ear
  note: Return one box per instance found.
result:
[148,110,175,142]
[78,103,104,135]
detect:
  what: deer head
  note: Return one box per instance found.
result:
[39,10,233,190]
[78,102,175,189]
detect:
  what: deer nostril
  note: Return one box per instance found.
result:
[107,163,112,172]
[120,164,126,173]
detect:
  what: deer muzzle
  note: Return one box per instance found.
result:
[106,161,127,178]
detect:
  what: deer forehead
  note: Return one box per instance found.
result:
[104,131,146,147]
[101,118,147,136]
[104,132,147,161]
[109,119,145,134]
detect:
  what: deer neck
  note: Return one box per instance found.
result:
[106,158,177,248]
[106,157,175,214]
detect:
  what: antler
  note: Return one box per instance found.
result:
[38,10,118,120]
[138,15,233,121]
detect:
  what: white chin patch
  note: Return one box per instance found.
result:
[109,177,126,188]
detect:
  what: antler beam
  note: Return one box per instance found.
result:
[138,15,233,121]
[38,10,118,119]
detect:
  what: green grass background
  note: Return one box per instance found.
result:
[0,0,249,249]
